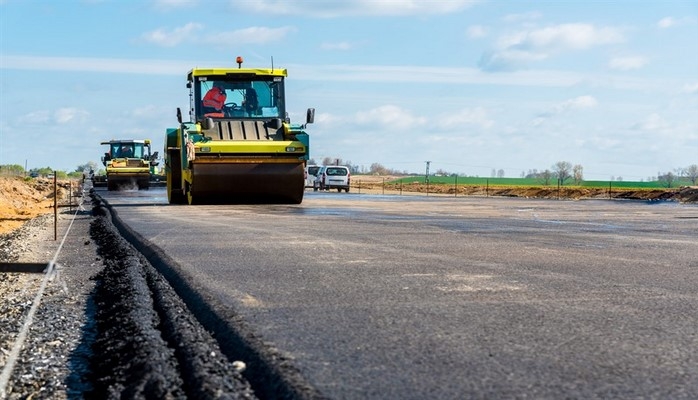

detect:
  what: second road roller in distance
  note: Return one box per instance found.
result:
[165,56,314,205]
[101,139,159,191]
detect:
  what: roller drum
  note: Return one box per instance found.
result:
[189,161,304,204]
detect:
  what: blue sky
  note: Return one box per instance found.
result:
[1,0,696,180]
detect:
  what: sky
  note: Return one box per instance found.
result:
[1,0,697,181]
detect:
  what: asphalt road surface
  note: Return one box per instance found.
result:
[98,187,698,399]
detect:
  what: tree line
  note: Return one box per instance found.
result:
[0,161,101,179]
[521,161,585,186]
[5,159,697,188]
[657,165,698,188]
[310,157,698,188]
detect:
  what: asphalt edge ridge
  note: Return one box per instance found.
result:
[93,192,326,400]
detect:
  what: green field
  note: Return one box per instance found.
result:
[384,176,692,189]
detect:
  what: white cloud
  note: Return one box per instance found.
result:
[657,16,697,29]
[579,136,622,151]
[141,23,203,47]
[437,107,494,129]
[141,22,296,48]
[477,49,547,71]
[608,56,648,71]
[681,82,698,94]
[506,23,624,51]
[0,55,667,92]
[632,113,670,133]
[19,110,51,125]
[556,95,597,111]
[54,108,89,124]
[634,115,698,145]
[203,26,297,45]
[466,25,487,39]
[232,0,479,17]
[0,55,191,75]
[533,95,598,126]
[480,23,625,71]
[16,108,89,125]
[658,17,678,28]
[354,105,426,131]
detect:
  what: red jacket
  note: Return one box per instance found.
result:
[203,88,226,110]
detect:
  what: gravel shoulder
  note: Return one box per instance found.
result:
[1,191,259,399]
[1,205,97,399]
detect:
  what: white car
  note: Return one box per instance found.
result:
[305,165,321,188]
[314,166,351,192]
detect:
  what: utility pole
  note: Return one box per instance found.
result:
[425,161,431,183]
[425,161,431,196]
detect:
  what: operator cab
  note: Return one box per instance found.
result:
[196,79,285,120]
[101,140,153,165]
[188,58,287,123]
[177,57,314,143]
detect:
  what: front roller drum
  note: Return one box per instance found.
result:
[188,162,305,204]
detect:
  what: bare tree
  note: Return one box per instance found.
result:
[497,169,505,178]
[683,164,698,185]
[658,171,676,188]
[368,163,383,175]
[75,161,98,172]
[552,161,572,185]
[539,169,553,186]
[321,157,335,166]
[573,164,583,185]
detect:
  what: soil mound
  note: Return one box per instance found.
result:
[0,176,72,235]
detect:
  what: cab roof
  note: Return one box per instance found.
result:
[100,139,150,145]
[188,67,287,80]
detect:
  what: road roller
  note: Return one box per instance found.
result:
[165,56,314,205]
[101,139,159,191]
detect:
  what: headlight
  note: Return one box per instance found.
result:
[285,146,304,152]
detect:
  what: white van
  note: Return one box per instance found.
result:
[314,166,351,192]
[305,165,321,188]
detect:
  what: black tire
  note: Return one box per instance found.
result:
[167,151,187,204]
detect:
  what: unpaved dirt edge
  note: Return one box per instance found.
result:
[94,192,327,400]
